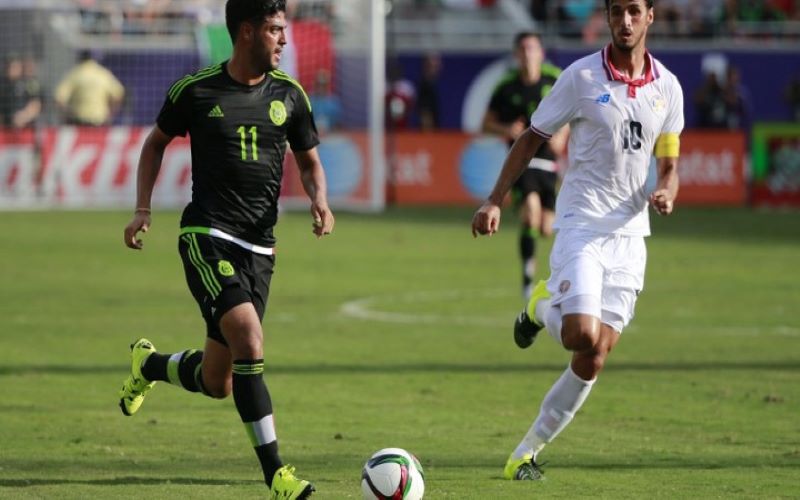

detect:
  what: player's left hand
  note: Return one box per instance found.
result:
[311,202,334,238]
[649,189,674,216]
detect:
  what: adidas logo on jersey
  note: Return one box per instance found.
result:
[208,105,224,117]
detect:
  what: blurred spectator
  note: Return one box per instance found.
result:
[685,0,726,38]
[0,53,42,129]
[416,53,441,130]
[694,70,729,128]
[442,0,497,8]
[581,6,607,43]
[529,0,549,21]
[694,56,750,129]
[786,75,800,121]
[54,50,125,126]
[557,0,597,36]
[721,0,789,35]
[385,60,416,130]
[721,65,751,129]
[657,0,684,35]
[309,68,342,134]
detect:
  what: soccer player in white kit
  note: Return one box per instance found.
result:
[471,0,684,481]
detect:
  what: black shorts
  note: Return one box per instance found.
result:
[178,232,275,346]
[512,168,558,211]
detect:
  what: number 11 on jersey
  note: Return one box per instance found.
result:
[237,125,258,161]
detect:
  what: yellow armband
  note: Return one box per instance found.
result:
[655,133,680,158]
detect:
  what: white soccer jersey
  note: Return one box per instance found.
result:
[530,45,684,236]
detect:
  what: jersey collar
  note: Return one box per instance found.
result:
[601,44,659,98]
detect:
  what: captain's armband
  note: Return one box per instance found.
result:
[655,133,680,158]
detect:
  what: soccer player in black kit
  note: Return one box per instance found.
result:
[483,32,567,301]
[119,1,331,498]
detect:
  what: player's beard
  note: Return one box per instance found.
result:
[251,43,275,74]
[612,28,645,53]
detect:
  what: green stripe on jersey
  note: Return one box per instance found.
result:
[542,62,562,78]
[493,69,519,92]
[268,69,312,111]
[168,64,223,103]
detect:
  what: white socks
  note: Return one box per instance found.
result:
[513,365,596,460]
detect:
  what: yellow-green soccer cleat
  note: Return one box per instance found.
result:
[513,279,551,349]
[503,453,545,481]
[118,338,157,416]
[270,465,315,500]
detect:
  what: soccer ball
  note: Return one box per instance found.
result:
[361,447,425,499]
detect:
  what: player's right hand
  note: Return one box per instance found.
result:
[510,119,527,140]
[471,202,501,237]
[124,211,151,250]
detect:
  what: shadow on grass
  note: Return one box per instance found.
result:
[1,360,798,377]
[0,476,259,487]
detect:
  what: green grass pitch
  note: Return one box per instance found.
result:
[1,207,799,499]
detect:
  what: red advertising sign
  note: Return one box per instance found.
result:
[0,128,747,208]
[0,127,375,209]
[677,131,747,205]
[387,130,747,206]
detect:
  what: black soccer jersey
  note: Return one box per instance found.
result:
[157,62,319,247]
[488,63,561,162]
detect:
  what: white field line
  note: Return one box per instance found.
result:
[340,289,513,327]
[339,290,800,336]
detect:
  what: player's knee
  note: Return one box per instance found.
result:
[227,333,263,359]
[220,307,264,358]
[573,350,607,378]
[520,211,536,227]
[561,323,600,352]
[204,377,232,399]
[574,335,615,376]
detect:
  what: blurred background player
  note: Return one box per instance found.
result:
[54,49,125,126]
[416,52,442,130]
[119,1,333,498]
[473,0,683,480]
[385,58,416,130]
[0,52,42,130]
[482,32,568,301]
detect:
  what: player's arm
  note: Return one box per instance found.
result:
[548,124,570,160]
[650,133,680,216]
[13,97,41,129]
[294,147,334,238]
[124,125,174,249]
[471,128,548,237]
[482,109,526,142]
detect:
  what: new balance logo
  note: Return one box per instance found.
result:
[595,94,611,104]
[208,105,224,117]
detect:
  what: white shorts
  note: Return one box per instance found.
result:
[547,228,647,332]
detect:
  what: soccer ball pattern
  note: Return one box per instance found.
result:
[361,447,425,499]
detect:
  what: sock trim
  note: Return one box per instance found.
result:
[244,414,277,447]
[166,351,184,386]
[233,359,264,375]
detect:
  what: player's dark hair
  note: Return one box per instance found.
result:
[225,0,286,41]
[604,0,654,10]
[513,31,541,49]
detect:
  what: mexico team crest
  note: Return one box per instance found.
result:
[218,260,235,277]
[269,100,287,125]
